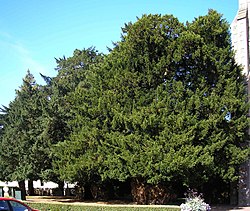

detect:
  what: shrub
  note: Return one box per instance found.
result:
[180,189,210,211]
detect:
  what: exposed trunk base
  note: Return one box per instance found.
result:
[28,180,34,196]
[75,182,94,200]
[58,181,64,196]
[84,183,93,200]
[18,180,26,200]
[90,181,114,201]
[131,178,176,205]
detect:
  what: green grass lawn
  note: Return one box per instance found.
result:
[27,203,180,211]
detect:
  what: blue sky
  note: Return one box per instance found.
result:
[0,0,238,107]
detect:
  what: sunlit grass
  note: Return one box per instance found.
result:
[27,202,180,211]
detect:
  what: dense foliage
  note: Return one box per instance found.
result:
[0,10,249,204]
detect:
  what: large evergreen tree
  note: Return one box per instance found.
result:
[56,11,249,204]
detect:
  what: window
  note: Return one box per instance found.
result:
[8,201,29,211]
[0,200,10,211]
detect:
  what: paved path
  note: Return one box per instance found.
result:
[211,205,250,210]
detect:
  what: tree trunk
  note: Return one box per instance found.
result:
[18,180,26,200]
[84,183,93,200]
[58,181,64,196]
[28,180,34,196]
[90,181,114,201]
[130,177,176,205]
[131,177,147,204]
[75,184,84,200]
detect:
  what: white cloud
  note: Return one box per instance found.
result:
[10,42,48,75]
[0,31,50,76]
[0,31,12,40]
[11,43,47,74]
[0,31,52,106]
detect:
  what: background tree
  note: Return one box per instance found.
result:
[46,48,104,197]
[0,70,50,197]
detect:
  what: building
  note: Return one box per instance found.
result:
[231,0,250,206]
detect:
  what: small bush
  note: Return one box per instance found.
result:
[180,189,210,211]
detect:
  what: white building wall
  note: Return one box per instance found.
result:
[231,0,250,206]
[231,4,249,76]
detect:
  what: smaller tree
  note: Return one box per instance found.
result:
[0,71,51,197]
